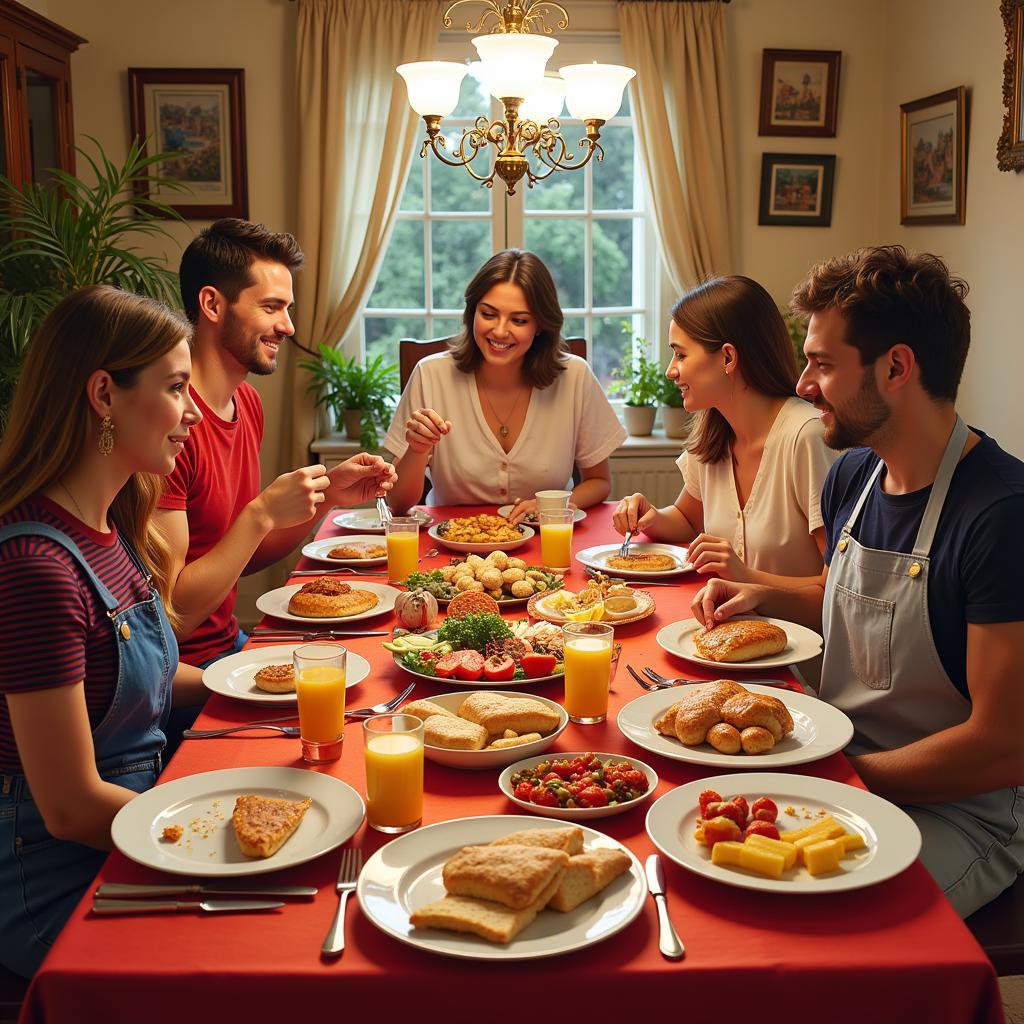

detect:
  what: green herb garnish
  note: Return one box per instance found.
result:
[437,611,513,651]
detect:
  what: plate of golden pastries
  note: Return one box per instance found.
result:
[357,815,645,959]
[111,767,365,877]
[400,691,569,769]
[429,516,534,555]
[575,542,692,578]
[656,616,823,670]
[333,508,432,534]
[301,535,387,565]
[201,644,372,705]
[255,580,400,623]
[617,681,854,768]
[645,772,921,894]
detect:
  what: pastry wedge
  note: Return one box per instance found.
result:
[547,848,632,912]
[442,843,569,909]
[490,827,584,855]
[232,794,312,859]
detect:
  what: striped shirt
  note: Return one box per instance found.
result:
[0,496,151,773]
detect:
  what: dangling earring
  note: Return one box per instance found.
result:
[98,415,114,455]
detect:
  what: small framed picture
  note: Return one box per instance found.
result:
[997,0,1024,172]
[758,153,836,227]
[899,86,967,224]
[128,67,249,219]
[759,49,841,137]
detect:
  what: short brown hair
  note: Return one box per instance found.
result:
[449,249,568,388]
[179,218,304,323]
[674,276,798,464]
[791,245,970,401]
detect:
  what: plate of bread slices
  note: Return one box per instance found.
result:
[256,580,401,623]
[111,767,364,877]
[201,645,372,704]
[357,816,645,959]
[301,535,388,565]
[617,681,854,768]
[656,616,823,670]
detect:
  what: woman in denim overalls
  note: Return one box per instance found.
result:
[0,286,203,976]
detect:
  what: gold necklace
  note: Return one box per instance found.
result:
[57,480,86,521]
[478,380,527,439]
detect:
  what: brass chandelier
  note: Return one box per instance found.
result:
[397,1,636,196]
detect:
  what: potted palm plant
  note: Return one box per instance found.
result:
[658,374,694,439]
[609,348,663,436]
[300,345,399,450]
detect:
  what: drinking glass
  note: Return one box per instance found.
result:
[294,643,347,763]
[562,622,614,724]
[363,714,424,833]
[539,508,574,570]
[535,489,572,512]
[386,516,420,582]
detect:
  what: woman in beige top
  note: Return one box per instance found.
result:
[613,276,836,587]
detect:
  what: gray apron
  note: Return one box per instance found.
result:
[821,416,1024,917]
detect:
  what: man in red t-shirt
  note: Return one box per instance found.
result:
[157,219,396,666]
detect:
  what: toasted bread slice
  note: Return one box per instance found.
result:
[547,848,632,912]
[458,692,560,736]
[423,715,488,750]
[442,843,568,909]
[401,698,458,723]
[232,794,312,858]
[490,827,584,855]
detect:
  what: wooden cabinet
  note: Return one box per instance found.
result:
[0,0,85,187]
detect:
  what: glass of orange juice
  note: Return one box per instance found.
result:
[562,622,614,724]
[539,508,574,570]
[363,714,424,833]
[385,515,421,582]
[294,643,347,762]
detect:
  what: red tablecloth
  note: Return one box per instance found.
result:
[20,505,1004,1024]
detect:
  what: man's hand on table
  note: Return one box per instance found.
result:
[691,578,768,627]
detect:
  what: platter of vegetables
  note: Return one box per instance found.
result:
[384,612,566,688]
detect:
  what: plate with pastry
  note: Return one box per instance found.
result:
[255,580,400,623]
[111,766,364,877]
[617,682,853,768]
[400,691,568,769]
[301,535,388,565]
[497,504,587,524]
[357,814,645,960]
[645,772,921,895]
[429,517,534,555]
[333,508,432,534]
[201,644,372,705]
[575,542,693,578]
[656,616,823,670]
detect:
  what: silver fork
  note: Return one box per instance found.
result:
[375,494,392,526]
[322,847,362,957]
[618,529,633,559]
[642,666,789,688]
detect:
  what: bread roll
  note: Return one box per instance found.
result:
[401,699,457,723]
[706,722,742,754]
[693,619,787,662]
[252,663,295,693]
[740,726,776,754]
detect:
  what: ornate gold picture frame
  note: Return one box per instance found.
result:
[997,0,1024,171]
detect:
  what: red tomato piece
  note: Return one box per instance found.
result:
[433,652,463,678]
[751,797,779,823]
[453,650,485,680]
[513,781,535,801]
[531,787,559,808]
[577,786,609,808]
[745,820,781,841]
[483,654,515,681]
[519,652,557,677]
[698,789,723,817]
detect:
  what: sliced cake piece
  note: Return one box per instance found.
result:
[232,794,312,858]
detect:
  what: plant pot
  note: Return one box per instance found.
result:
[623,404,656,437]
[661,405,694,439]
[342,409,362,441]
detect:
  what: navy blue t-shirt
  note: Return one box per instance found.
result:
[821,430,1024,700]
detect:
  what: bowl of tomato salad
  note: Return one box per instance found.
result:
[498,752,659,820]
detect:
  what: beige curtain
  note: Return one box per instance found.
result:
[618,1,735,296]
[283,0,442,469]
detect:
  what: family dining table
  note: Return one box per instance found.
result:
[20,504,1004,1024]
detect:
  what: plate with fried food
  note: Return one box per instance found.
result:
[357,815,645,960]
[617,682,853,768]
[201,644,372,704]
[256,580,400,623]
[402,553,563,606]
[429,515,534,554]
[576,542,692,578]
[301,535,388,565]
[645,772,921,894]
[333,508,432,534]
[528,582,655,626]
[656,616,823,670]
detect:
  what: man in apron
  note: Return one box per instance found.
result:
[691,245,1024,917]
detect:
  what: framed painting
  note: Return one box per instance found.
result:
[759,49,841,137]
[900,86,967,224]
[997,0,1024,171]
[128,67,248,219]
[758,153,836,227]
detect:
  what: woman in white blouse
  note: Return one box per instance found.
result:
[385,249,626,521]
[613,276,836,587]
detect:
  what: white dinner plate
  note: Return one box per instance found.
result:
[255,581,400,624]
[333,508,432,534]
[645,772,921,895]
[617,684,854,768]
[497,505,587,524]
[357,814,645,960]
[428,522,534,555]
[111,767,365,878]
[576,542,693,578]
[201,645,372,705]
[300,535,387,565]
[656,616,823,670]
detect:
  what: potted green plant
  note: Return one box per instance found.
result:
[609,347,663,436]
[782,308,809,373]
[0,136,187,430]
[658,374,694,439]
[300,345,399,450]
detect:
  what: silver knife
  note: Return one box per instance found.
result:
[95,883,316,899]
[645,854,685,960]
[92,898,284,915]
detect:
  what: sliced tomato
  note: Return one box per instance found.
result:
[453,650,485,681]
[483,654,515,681]
[433,651,463,679]
[520,652,557,677]
[576,786,609,808]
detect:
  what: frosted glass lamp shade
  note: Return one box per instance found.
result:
[397,62,468,117]
[559,63,636,121]
[520,75,566,124]
[473,34,556,100]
